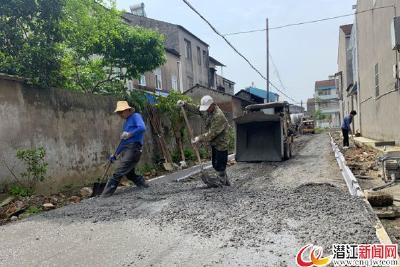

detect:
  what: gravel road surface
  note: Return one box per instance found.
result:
[0,134,378,267]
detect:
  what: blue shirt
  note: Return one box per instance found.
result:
[341,115,353,130]
[121,113,146,147]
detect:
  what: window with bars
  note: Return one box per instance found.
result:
[171,75,178,91]
[203,50,207,66]
[184,39,192,60]
[154,68,162,90]
[197,47,201,65]
[375,63,379,97]
[139,74,146,86]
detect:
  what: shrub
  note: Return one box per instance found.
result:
[9,184,34,197]
[137,163,155,175]
[171,150,181,163]
[25,206,42,215]
[183,148,195,161]
[16,147,48,189]
[199,147,209,159]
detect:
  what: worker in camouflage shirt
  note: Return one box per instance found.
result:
[177,95,230,187]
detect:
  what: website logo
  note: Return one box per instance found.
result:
[296,244,332,267]
[296,244,399,267]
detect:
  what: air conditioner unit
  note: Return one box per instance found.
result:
[391,17,400,50]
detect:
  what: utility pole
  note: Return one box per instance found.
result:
[266,18,270,103]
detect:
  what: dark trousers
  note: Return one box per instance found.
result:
[342,128,350,147]
[211,146,228,172]
[111,142,144,185]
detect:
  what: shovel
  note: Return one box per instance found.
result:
[180,106,206,180]
[91,141,122,197]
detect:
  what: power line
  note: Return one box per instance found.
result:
[223,5,394,36]
[269,54,302,105]
[270,54,287,95]
[181,0,298,103]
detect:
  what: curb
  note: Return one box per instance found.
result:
[175,154,236,182]
[329,133,400,263]
[329,133,363,197]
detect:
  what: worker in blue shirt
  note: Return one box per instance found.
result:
[102,101,149,197]
[341,110,357,148]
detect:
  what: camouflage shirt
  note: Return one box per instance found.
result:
[185,103,229,151]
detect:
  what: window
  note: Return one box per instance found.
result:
[184,39,192,60]
[375,63,379,97]
[171,75,178,91]
[197,46,201,65]
[139,74,146,86]
[127,80,134,91]
[154,68,162,90]
[203,50,207,66]
[319,90,331,96]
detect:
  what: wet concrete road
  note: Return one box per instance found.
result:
[0,134,378,267]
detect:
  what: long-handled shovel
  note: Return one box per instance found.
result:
[91,141,123,197]
[180,106,206,180]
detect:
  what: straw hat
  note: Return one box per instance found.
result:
[114,101,132,113]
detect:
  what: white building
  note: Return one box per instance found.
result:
[314,79,341,128]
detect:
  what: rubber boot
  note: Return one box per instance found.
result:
[136,175,149,188]
[207,173,223,188]
[128,175,149,188]
[101,178,119,198]
[224,172,231,186]
[218,171,230,186]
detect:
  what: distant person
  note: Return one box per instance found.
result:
[177,96,230,188]
[341,110,357,148]
[102,101,149,197]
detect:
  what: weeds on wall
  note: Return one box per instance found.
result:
[2,147,48,196]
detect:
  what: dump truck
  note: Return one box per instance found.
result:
[234,102,294,162]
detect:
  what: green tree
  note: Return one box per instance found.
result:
[0,0,166,93]
[0,0,66,88]
[60,0,166,94]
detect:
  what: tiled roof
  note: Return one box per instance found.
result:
[315,79,336,88]
[340,24,353,36]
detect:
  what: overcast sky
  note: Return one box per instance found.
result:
[116,0,355,105]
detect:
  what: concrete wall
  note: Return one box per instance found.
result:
[123,13,180,52]
[123,13,210,92]
[338,24,360,133]
[130,51,181,92]
[215,74,235,95]
[178,30,209,90]
[356,0,400,142]
[0,75,158,193]
[184,85,244,123]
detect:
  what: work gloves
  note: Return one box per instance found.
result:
[109,155,117,163]
[120,131,132,140]
[191,136,200,144]
[176,100,185,107]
